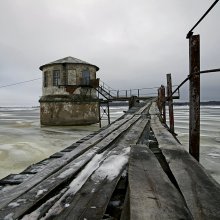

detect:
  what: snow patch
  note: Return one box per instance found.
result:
[208,153,220,158]
[8,202,20,208]
[92,147,130,181]
[58,168,74,179]
[4,213,14,220]
[17,199,27,203]
[69,153,103,192]
[36,189,47,197]
[41,153,104,219]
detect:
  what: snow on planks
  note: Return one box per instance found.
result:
[0,112,136,209]
[150,102,220,220]
[0,102,152,219]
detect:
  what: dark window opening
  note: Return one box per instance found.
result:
[44,71,48,87]
[53,70,60,86]
[82,70,90,85]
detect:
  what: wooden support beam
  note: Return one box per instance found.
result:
[166,74,174,133]
[189,35,200,161]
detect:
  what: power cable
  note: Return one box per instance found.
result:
[186,0,219,38]
[0,78,41,89]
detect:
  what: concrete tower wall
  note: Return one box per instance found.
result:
[39,57,99,126]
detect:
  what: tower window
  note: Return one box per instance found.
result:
[44,71,48,87]
[53,70,60,86]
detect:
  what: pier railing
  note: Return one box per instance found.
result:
[157,42,220,162]
[98,79,159,100]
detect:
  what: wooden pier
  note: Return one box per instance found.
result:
[0,99,220,220]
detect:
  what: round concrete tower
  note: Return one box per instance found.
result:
[39,56,100,125]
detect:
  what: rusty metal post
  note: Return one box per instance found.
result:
[157,88,160,112]
[98,101,101,128]
[189,35,200,161]
[161,85,166,124]
[129,96,137,109]
[166,74,174,133]
[107,101,110,125]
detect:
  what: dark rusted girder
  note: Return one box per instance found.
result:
[166,74,174,133]
[189,35,200,161]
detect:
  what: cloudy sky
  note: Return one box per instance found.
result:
[0,0,220,106]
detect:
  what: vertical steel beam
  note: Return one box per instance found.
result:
[189,35,200,161]
[166,74,174,133]
[161,85,166,124]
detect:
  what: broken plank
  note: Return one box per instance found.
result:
[128,145,193,220]
[150,102,220,220]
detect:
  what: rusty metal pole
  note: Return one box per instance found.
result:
[157,87,162,114]
[166,74,174,133]
[107,101,110,125]
[161,85,166,124]
[189,35,200,161]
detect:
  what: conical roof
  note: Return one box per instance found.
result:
[39,56,99,71]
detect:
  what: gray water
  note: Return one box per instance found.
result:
[0,106,127,179]
[173,105,220,184]
[0,105,219,184]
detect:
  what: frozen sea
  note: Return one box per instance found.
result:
[0,105,220,184]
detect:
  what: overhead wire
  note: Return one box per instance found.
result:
[186,0,219,38]
[0,78,41,89]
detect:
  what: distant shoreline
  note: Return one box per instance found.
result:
[1,101,220,108]
[109,100,220,106]
[173,101,220,106]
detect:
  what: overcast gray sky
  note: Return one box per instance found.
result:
[0,0,220,106]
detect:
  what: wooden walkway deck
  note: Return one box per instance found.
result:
[0,100,220,220]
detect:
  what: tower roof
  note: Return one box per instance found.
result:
[39,56,99,71]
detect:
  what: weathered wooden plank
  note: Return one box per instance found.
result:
[150,102,220,220]
[0,113,135,209]
[120,188,130,220]
[0,113,146,219]
[128,144,192,220]
[31,118,150,220]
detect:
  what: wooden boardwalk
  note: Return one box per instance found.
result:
[0,100,220,220]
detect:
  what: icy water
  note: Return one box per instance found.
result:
[173,105,220,184]
[0,105,220,184]
[0,106,127,179]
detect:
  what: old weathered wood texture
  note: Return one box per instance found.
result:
[129,145,192,220]
[150,103,220,220]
